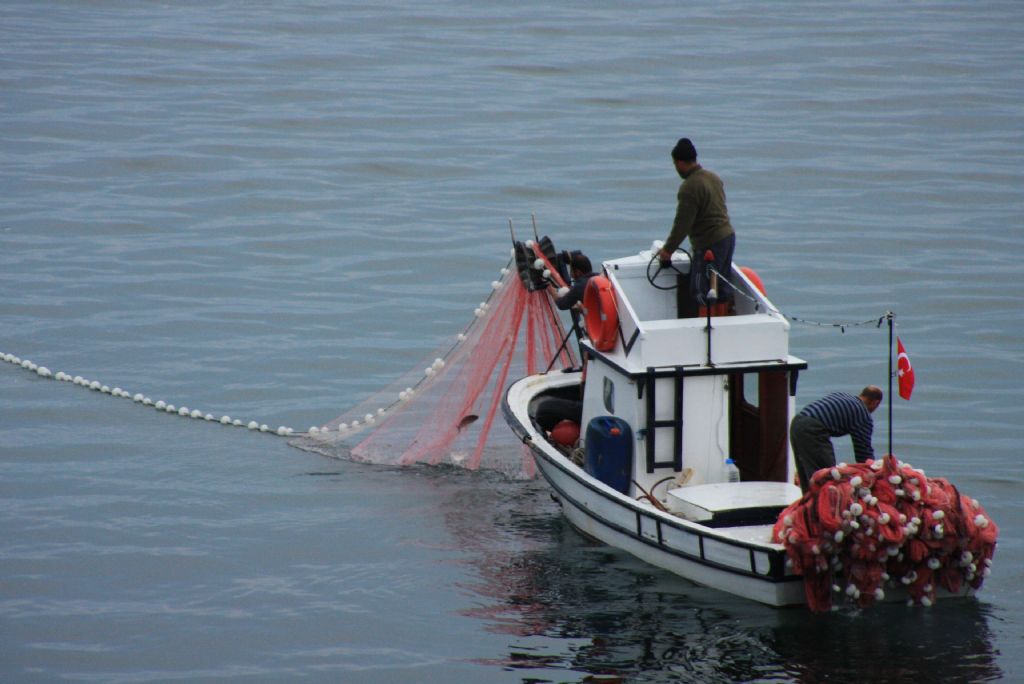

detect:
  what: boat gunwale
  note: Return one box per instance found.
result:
[502,372,799,585]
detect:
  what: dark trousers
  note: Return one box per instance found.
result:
[790,414,835,492]
[690,233,736,305]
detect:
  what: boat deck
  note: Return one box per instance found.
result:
[713,524,778,546]
[665,481,801,528]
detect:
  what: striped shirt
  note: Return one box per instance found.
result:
[799,392,875,462]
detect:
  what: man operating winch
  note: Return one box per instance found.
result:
[531,252,595,445]
[552,252,597,311]
[657,137,736,310]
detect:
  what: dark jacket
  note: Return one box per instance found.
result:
[555,272,596,310]
[664,166,734,254]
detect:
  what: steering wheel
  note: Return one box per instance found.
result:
[645,247,691,290]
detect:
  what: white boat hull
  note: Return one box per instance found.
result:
[504,372,807,607]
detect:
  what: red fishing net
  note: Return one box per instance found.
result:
[773,455,998,612]
[294,250,576,480]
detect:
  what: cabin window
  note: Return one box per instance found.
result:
[603,377,615,414]
[742,373,759,409]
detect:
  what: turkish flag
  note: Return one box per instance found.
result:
[897,337,915,400]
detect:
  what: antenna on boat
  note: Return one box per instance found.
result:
[531,213,541,243]
[885,310,895,456]
[508,218,517,245]
[703,250,716,367]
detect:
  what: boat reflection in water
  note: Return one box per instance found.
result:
[441,475,1002,683]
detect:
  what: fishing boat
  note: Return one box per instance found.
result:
[503,242,810,606]
[502,240,996,609]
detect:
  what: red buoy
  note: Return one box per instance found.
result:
[583,275,619,352]
[739,266,766,296]
[550,419,580,446]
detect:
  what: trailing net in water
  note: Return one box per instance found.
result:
[293,239,577,479]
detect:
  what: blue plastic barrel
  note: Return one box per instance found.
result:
[584,416,633,494]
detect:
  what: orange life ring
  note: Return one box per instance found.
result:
[583,275,618,351]
[739,266,767,296]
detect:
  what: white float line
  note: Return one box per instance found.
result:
[0,351,296,437]
[0,258,518,442]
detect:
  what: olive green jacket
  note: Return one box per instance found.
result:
[664,166,734,254]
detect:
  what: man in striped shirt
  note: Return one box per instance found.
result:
[790,386,883,492]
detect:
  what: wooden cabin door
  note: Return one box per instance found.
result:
[728,370,790,482]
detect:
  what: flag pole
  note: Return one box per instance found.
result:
[887,311,894,457]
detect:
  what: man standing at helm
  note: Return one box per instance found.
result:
[657,138,736,306]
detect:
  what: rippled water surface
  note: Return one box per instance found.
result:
[2,1,1023,681]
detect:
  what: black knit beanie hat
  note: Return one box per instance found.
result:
[671,138,698,162]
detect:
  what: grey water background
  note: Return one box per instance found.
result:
[2,0,1022,681]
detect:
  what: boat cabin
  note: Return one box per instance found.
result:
[575,249,807,509]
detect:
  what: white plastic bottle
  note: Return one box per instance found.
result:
[725,457,741,483]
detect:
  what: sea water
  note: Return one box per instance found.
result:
[2,1,1022,681]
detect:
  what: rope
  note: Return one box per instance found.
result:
[0,351,297,437]
[709,266,890,333]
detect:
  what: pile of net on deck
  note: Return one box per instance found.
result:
[292,240,576,480]
[773,454,998,612]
